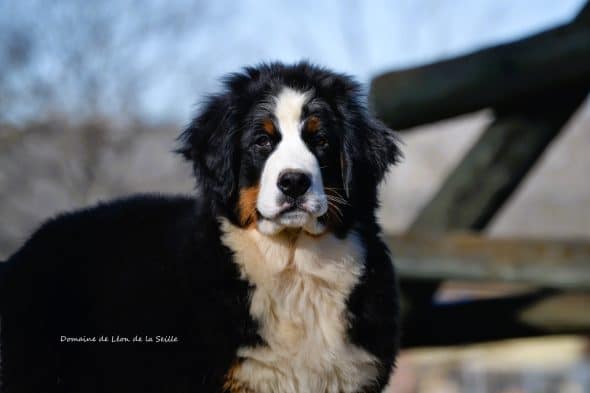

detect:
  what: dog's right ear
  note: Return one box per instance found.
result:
[176,94,240,206]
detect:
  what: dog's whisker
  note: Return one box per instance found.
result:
[327,201,344,221]
[324,188,348,200]
[326,195,349,206]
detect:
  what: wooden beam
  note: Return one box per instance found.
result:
[519,292,590,332]
[370,4,590,130]
[409,85,589,232]
[389,233,590,290]
[401,290,590,348]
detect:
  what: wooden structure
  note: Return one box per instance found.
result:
[370,2,590,348]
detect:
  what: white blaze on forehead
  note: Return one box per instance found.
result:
[256,87,328,235]
[274,87,310,135]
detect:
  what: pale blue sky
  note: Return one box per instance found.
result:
[0,0,585,125]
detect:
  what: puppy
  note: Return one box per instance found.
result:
[0,62,401,393]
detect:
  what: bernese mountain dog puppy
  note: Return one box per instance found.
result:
[0,62,401,393]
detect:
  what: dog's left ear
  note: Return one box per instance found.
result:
[342,114,401,197]
[176,95,240,206]
[364,116,401,183]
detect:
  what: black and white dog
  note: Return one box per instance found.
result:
[0,62,401,393]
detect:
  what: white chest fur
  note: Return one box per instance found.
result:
[220,220,378,393]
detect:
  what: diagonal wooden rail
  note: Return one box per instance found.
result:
[409,85,589,233]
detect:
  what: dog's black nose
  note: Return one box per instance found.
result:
[277,170,311,198]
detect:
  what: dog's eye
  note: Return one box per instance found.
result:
[255,135,272,148]
[314,136,329,148]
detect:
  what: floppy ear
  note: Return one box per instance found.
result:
[342,115,401,197]
[177,95,240,206]
[364,116,401,183]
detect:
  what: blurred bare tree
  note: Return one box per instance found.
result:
[0,0,218,257]
[0,0,211,126]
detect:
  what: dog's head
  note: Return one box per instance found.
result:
[178,62,400,236]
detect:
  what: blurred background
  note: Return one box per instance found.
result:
[1,1,589,392]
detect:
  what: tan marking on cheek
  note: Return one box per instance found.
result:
[305,116,321,133]
[262,118,275,135]
[238,186,259,227]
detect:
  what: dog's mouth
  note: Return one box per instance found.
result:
[256,200,328,236]
[258,206,311,227]
[276,208,311,227]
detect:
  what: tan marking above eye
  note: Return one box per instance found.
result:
[305,116,321,133]
[262,118,275,135]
